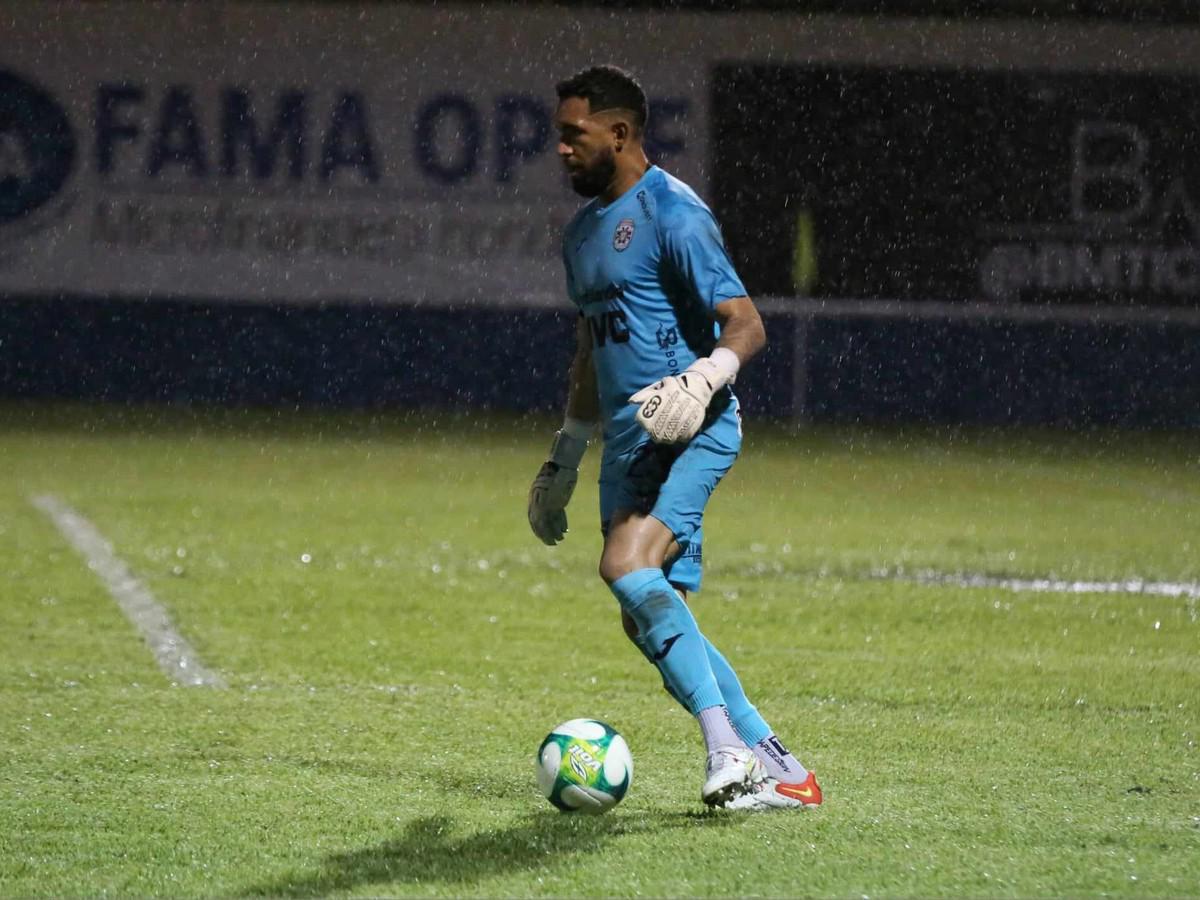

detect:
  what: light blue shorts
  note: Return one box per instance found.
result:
[598,400,741,592]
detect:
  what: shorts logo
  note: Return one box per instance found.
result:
[0,70,76,231]
[613,218,635,251]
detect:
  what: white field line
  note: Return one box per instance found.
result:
[873,567,1200,600]
[30,494,225,688]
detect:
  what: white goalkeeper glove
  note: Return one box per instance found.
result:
[629,350,740,445]
[528,422,592,546]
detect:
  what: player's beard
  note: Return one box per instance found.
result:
[568,147,617,198]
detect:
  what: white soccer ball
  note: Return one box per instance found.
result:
[535,718,632,814]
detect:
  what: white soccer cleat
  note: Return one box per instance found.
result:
[722,777,803,811]
[701,747,767,808]
[724,771,824,811]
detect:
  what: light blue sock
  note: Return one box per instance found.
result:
[628,602,772,746]
[631,633,685,706]
[610,568,724,714]
[703,637,808,779]
[626,584,808,781]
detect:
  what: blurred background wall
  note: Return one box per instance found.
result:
[2,0,1198,426]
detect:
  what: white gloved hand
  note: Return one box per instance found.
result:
[630,357,726,444]
[527,426,589,545]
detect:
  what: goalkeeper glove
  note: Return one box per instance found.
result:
[528,423,591,545]
[629,351,738,444]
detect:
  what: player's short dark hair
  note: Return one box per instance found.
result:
[556,65,648,134]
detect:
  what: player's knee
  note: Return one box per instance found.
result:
[598,549,638,586]
[620,609,639,643]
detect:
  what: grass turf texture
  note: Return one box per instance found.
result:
[1,403,1197,897]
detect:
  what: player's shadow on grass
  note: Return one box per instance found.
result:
[247,810,735,896]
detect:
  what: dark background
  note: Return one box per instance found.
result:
[714,65,1200,305]
[476,0,1200,24]
[3,1,1199,428]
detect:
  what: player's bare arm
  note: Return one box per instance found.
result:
[712,296,767,367]
[565,314,600,422]
[527,316,598,546]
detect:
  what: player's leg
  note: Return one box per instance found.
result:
[601,509,763,807]
[629,408,820,809]
[698,628,821,809]
[655,526,778,747]
[600,510,726,718]
[620,606,684,706]
[621,594,819,810]
[600,417,772,806]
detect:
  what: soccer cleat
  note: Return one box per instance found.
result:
[723,772,823,811]
[702,747,767,808]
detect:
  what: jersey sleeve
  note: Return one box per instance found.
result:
[660,205,747,310]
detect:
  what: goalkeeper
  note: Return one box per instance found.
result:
[528,65,821,812]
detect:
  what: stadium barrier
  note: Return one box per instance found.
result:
[2,295,1196,428]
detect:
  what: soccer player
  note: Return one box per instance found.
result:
[527,65,822,811]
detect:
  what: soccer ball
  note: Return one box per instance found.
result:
[536,718,632,814]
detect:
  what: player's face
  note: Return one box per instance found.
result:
[555,97,618,198]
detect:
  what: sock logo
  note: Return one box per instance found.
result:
[652,632,684,661]
[760,735,793,773]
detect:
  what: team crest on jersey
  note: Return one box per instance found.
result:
[613,218,635,251]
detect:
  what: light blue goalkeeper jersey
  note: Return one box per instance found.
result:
[562,166,748,454]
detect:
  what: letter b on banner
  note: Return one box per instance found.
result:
[1071,120,1151,226]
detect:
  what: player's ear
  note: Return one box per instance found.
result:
[611,120,629,149]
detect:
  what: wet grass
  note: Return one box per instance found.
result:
[1,402,1197,897]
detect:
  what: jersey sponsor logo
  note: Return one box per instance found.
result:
[577,282,624,306]
[586,308,631,347]
[636,189,652,222]
[613,217,635,251]
[657,324,680,375]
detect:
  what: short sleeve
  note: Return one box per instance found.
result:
[661,206,747,310]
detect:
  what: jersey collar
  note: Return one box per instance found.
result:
[595,165,657,217]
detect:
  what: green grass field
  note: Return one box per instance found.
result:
[2,403,1198,898]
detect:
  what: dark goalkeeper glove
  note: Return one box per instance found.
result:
[527,427,590,545]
